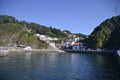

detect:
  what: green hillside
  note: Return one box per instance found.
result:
[86,15,120,49]
[0,15,87,49]
[0,23,48,49]
[0,15,72,38]
[0,15,71,49]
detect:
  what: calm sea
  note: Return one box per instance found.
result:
[0,52,120,80]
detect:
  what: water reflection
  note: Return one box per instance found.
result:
[24,52,32,60]
[0,52,120,80]
[94,54,120,80]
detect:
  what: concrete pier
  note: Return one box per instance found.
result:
[64,49,116,54]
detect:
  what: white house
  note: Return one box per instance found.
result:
[72,43,86,51]
[23,46,32,50]
[36,34,59,42]
[49,42,57,49]
[70,41,75,45]
[79,37,85,40]
[36,34,46,41]
[74,37,80,42]
[53,38,58,40]
[39,35,46,41]
[36,34,40,37]
[46,37,53,41]
[74,37,85,42]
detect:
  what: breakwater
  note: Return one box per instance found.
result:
[64,49,116,54]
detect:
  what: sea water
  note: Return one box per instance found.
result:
[0,52,120,80]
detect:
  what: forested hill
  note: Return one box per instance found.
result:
[0,15,52,48]
[0,15,87,48]
[86,15,120,49]
[0,15,72,38]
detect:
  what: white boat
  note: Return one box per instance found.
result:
[117,50,120,56]
[23,46,32,51]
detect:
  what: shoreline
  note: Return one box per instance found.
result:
[8,49,65,53]
[0,49,65,56]
[0,48,117,57]
[64,49,116,54]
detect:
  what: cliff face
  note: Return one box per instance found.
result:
[0,23,48,49]
[86,15,120,49]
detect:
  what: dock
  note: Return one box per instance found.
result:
[64,49,116,54]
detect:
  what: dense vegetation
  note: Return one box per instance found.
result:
[0,23,48,49]
[19,22,71,38]
[0,15,87,48]
[0,15,71,38]
[0,15,76,48]
[0,15,87,38]
[0,15,49,49]
[86,15,120,50]
[73,33,87,38]
[0,15,18,23]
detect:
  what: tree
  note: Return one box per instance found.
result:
[85,15,120,49]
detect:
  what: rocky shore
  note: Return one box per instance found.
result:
[0,48,65,53]
[0,48,65,57]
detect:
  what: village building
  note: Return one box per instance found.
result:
[72,43,86,51]
[60,36,86,50]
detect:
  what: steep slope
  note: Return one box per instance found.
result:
[86,15,120,49]
[0,15,71,38]
[0,23,48,49]
[26,22,70,38]
[0,15,87,49]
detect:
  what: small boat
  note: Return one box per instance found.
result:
[117,50,120,56]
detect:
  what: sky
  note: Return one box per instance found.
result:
[0,0,120,35]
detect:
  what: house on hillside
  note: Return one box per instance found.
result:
[53,38,58,40]
[36,34,46,41]
[46,36,53,41]
[72,43,86,51]
[74,37,85,42]
[60,36,86,50]
[49,42,58,49]
[36,34,58,42]
[36,34,40,37]
[39,35,46,41]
